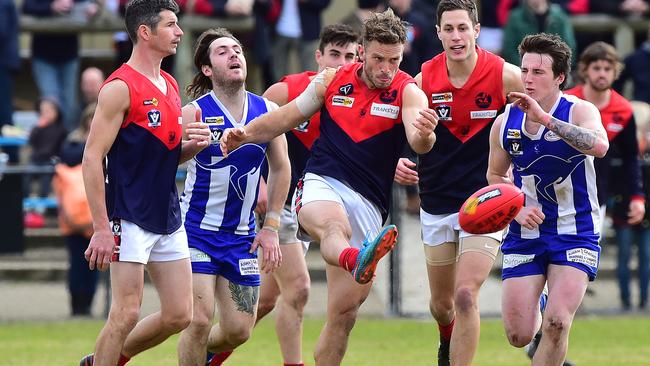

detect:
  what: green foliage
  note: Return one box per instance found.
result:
[0,316,648,365]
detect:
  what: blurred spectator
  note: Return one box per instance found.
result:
[53,103,96,316]
[340,0,385,35]
[479,0,506,54]
[0,0,20,163]
[501,0,576,67]
[611,101,650,311]
[590,0,650,17]
[25,97,67,199]
[77,67,104,122]
[271,0,331,81]
[616,26,650,104]
[22,0,101,132]
[389,0,441,77]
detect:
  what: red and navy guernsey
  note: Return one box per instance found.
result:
[304,62,414,221]
[282,71,320,204]
[103,64,183,234]
[419,47,507,215]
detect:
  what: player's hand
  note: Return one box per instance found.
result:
[514,206,545,230]
[251,228,282,273]
[394,158,418,185]
[186,109,210,148]
[628,199,646,225]
[414,108,438,138]
[220,127,247,157]
[84,229,114,271]
[255,179,268,215]
[509,92,548,125]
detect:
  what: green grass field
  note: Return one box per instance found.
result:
[1,316,649,365]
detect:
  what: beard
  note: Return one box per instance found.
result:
[213,72,245,95]
[587,78,612,92]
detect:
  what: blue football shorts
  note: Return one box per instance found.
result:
[186,225,260,287]
[501,234,600,281]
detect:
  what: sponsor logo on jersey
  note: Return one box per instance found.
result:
[338,83,353,95]
[502,253,535,269]
[205,116,225,125]
[379,89,398,103]
[143,97,158,106]
[168,131,176,144]
[332,95,354,108]
[189,248,211,263]
[544,131,562,142]
[431,92,453,104]
[435,104,452,121]
[370,103,400,119]
[606,123,623,133]
[475,92,492,108]
[507,129,521,139]
[295,120,310,132]
[239,258,260,275]
[509,140,523,155]
[566,248,599,268]
[470,110,497,119]
[147,109,161,128]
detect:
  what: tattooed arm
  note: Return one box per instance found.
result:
[509,91,609,157]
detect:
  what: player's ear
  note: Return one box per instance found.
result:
[201,64,212,77]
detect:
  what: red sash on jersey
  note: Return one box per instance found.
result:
[282,71,321,149]
[565,85,633,141]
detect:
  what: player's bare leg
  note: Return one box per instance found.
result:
[425,243,456,365]
[450,236,499,366]
[533,266,588,366]
[314,264,372,365]
[271,243,310,364]
[502,274,546,348]
[92,262,145,366]
[178,273,217,365]
[122,259,192,357]
[205,277,258,353]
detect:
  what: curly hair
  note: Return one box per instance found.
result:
[362,8,407,47]
[577,41,623,81]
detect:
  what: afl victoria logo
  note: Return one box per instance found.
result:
[339,83,353,95]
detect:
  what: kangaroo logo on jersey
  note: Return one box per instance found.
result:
[147,109,162,128]
[194,144,265,201]
[379,89,398,103]
[339,83,353,95]
[436,105,452,121]
[514,154,586,204]
[475,92,492,108]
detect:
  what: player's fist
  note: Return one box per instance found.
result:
[220,127,247,156]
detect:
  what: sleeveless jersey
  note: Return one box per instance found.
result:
[419,47,506,214]
[565,85,642,203]
[500,94,600,239]
[282,71,320,203]
[104,64,182,234]
[305,62,414,220]
[181,91,271,236]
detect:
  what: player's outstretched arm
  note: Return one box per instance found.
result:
[82,80,129,271]
[220,68,334,155]
[402,83,437,154]
[509,91,609,157]
[486,114,513,185]
[179,104,210,163]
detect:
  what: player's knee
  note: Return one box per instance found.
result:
[257,296,277,318]
[288,281,310,310]
[505,328,534,348]
[108,306,140,332]
[322,219,349,240]
[429,297,454,322]
[454,286,478,314]
[542,314,572,340]
[331,305,360,333]
[162,310,192,333]
[224,325,253,346]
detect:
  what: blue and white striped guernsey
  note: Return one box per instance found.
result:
[500,93,600,239]
[181,91,271,235]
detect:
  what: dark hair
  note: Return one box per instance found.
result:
[578,41,623,81]
[318,24,360,53]
[124,0,179,44]
[36,97,63,125]
[186,28,242,98]
[362,8,407,46]
[518,33,573,89]
[436,0,479,26]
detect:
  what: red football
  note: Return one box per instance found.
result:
[458,183,525,234]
